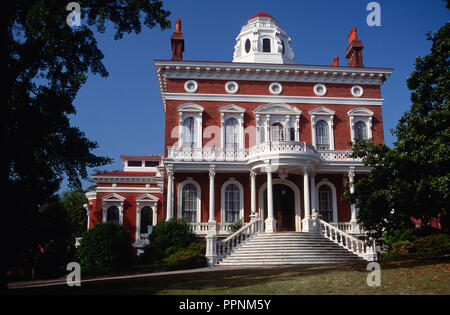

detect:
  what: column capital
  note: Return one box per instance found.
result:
[209,169,216,178]
[250,170,257,178]
[348,166,355,181]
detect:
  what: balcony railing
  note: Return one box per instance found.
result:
[167,142,357,163]
[189,222,233,236]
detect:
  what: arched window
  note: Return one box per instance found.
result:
[354,121,368,140]
[263,38,271,52]
[289,127,295,141]
[181,183,197,223]
[316,120,330,150]
[225,118,239,149]
[140,206,153,234]
[224,184,241,223]
[106,206,119,224]
[271,122,284,142]
[182,117,196,148]
[318,185,333,222]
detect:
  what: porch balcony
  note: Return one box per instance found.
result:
[167,142,357,163]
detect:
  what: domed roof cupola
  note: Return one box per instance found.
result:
[233,13,295,64]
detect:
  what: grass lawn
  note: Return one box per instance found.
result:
[8,256,450,295]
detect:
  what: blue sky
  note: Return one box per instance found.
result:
[66,0,449,191]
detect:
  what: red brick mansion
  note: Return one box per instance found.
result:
[85,13,393,265]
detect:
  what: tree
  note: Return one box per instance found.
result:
[345,9,449,240]
[3,1,170,289]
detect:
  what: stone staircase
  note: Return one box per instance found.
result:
[217,232,364,266]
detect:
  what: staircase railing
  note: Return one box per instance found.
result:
[316,218,377,261]
[217,214,263,260]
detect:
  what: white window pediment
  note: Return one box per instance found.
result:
[309,107,336,116]
[220,104,246,114]
[102,193,126,202]
[254,103,302,116]
[177,103,204,113]
[136,194,159,203]
[347,108,373,117]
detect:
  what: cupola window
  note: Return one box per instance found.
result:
[245,39,251,54]
[263,38,271,53]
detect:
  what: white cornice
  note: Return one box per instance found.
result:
[164,93,384,106]
[96,187,163,194]
[154,60,393,111]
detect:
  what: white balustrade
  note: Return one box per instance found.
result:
[216,214,263,259]
[190,222,232,235]
[168,143,359,163]
[330,222,354,234]
[316,218,377,261]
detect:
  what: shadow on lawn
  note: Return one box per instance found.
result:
[10,256,449,295]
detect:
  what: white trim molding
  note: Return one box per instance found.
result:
[102,193,126,224]
[178,103,204,149]
[135,194,159,243]
[220,104,245,149]
[220,178,244,223]
[309,107,336,151]
[347,108,374,141]
[177,178,202,223]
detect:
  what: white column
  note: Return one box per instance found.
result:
[310,173,316,216]
[349,167,360,233]
[208,168,217,235]
[302,164,314,232]
[250,171,257,220]
[209,169,216,223]
[166,169,174,220]
[264,164,277,232]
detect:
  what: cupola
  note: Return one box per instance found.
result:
[233,13,295,64]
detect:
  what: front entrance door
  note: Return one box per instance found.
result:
[264,184,295,231]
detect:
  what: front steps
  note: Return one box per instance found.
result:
[217,232,364,266]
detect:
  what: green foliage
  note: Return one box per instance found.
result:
[77,223,133,274]
[383,229,418,248]
[344,12,450,239]
[162,243,207,269]
[5,0,171,281]
[388,234,450,258]
[148,219,196,259]
[229,220,244,234]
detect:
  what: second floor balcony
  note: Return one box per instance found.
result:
[167,141,360,163]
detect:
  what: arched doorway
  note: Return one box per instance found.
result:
[263,184,296,232]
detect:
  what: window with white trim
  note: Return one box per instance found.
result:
[178,104,204,149]
[315,120,330,150]
[309,107,335,151]
[354,121,368,140]
[347,108,373,142]
[181,183,198,223]
[182,117,196,148]
[224,184,241,223]
[318,185,333,223]
[139,206,153,233]
[271,122,284,142]
[225,118,239,149]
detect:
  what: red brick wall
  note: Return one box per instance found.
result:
[89,192,163,243]
[164,79,384,154]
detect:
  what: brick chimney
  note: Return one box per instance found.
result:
[345,27,364,68]
[171,19,184,61]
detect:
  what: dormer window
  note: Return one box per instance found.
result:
[263,38,271,53]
